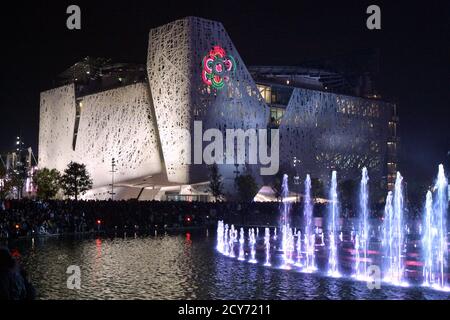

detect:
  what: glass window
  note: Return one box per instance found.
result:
[257,85,271,104]
[270,107,285,125]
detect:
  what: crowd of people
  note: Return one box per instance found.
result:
[0,196,409,240]
[0,198,407,300]
[0,199,342,239]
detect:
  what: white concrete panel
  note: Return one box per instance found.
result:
[147,17,270,186]
[75,83,163,187]
[38,84,76,172]
[279,88,391,181]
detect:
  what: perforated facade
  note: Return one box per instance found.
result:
[39,17,397,200]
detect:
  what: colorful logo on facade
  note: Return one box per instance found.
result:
[202,46,236,90]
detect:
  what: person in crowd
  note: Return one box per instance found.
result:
[0,198,328,238]
[0,247,35,300]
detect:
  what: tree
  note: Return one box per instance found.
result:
[0,178,13,200]
[8,164,28,199]
[208,163,223,201]
[235,174,259,203]
[0,164,9,199]
[0,165,5,179]
[34,168,61,200]
[60,162,93,200]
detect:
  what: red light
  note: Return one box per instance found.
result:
[406,260,423,267]
[96,219,101,225]
[11,249,21,258]
[186,216,191,222]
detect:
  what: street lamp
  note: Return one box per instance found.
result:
[292,157,301,202]
[109,158,117,201]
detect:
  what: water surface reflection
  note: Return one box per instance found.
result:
[6,232,450,300]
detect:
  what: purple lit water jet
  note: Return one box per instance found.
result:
[303,174,316,272]
[382,172,407,286]
[355,167,370,281]
[327,171,341,277]
[422,165,449,291]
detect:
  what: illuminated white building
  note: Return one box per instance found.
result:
[39,17,398,200]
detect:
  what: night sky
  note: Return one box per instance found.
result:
[0,0,449,185]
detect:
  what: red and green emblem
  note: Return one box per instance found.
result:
[202,46,236,90]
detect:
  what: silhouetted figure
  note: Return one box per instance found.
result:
[0,247,35,300]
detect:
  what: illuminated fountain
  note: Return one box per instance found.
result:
[303,174,317,272]
[280,174,292,268]
[281,225,293,269]
[223,223,229,256]
[287,227,295,264]
[295,230,303,267]
[354,234,360,277]
[217,221,224,253]
[382,172,407,286]
[320,232,325,246]
[355,167,370,280]
[281,224,288,267]
[423,191,434,286]
[327,171,341,277]
[280,174,290,227]
[264,227,271,266]
[238,227,245,261]
[422,165,449,291]
[215,167,448,292]
[249,228,257,263]
[229,225,236,258]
